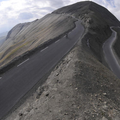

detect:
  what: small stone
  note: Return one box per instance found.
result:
[95,94,98,97]
[19,113,23,116]
[46,93,49,97]
[103,104,108,109]
[103,93,107,96]
[102,117,108,120]
[98,98,102,101]
[56,73,59,76]
[64,113,68,115]
[104,102,107,104]
[75,88,78,90]
[26,107,31,112]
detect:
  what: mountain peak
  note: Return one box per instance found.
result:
[53,1,119,26]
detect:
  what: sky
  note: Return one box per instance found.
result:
[0,0,120,33]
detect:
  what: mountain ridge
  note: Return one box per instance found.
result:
[1,1,120,120]
[0,14,75,68]
[0,1,120,68]
[53,1,120,26]
[53,1,120,62]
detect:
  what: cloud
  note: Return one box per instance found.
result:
[18,12,33,20]
[49,0,64,8]
[0,0,120,33]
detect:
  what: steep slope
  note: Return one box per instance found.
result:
[0,14,75,67]
[53,1,120,61]
[2,1,120,120]
[5,40,120,120]
[1,1,120,69]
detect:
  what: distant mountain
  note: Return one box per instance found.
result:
[0,31,7,46]
[0,36,6,45]
[0,31,8,37]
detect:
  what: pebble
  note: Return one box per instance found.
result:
[104,101,107,104]
[46,93,49,97]
[56,73,59,76]
[19,113,23,116]
[64,113,68,115]
[98,98,102,101]
[103,93,107,96]
[95,94,98,97]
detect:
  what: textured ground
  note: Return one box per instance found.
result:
[5,42,120,120]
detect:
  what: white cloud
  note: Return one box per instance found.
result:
[0,0,53,33]
[0,0,119,33]
[91,0,120,20]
